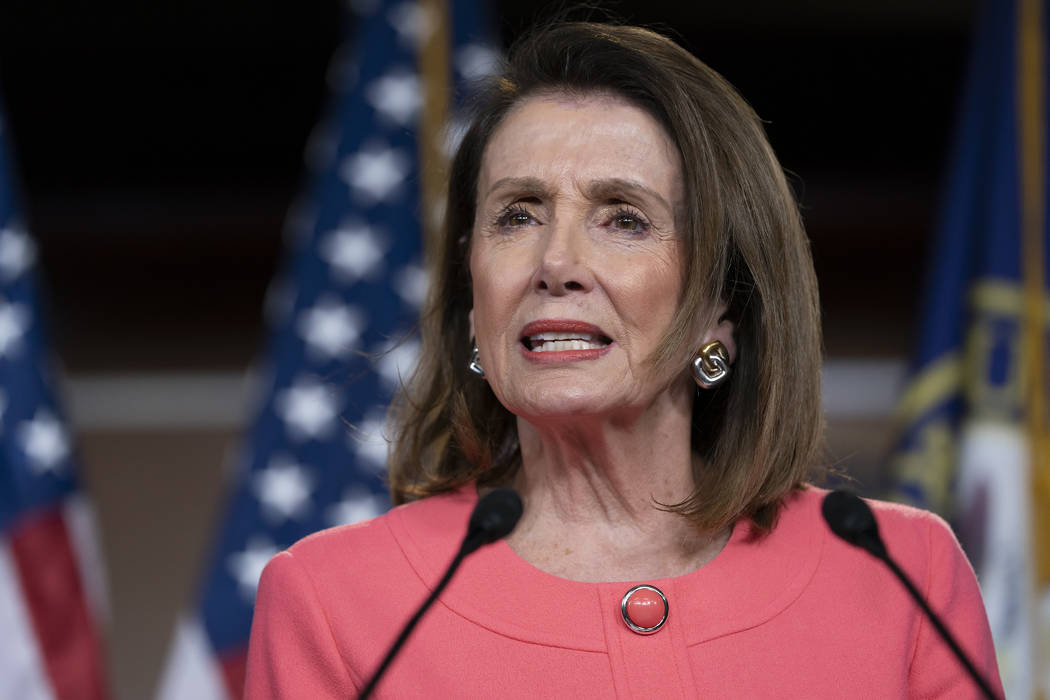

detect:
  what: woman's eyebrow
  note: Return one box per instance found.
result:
[486,176,672,211]
[583,178,672,212]
[484,176,556,201]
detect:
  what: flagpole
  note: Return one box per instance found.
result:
[1017,0,1050,695]
[418,0,451,260]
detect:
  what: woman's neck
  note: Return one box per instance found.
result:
[504,405,732,583]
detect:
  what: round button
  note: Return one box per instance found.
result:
[620,585,668,634]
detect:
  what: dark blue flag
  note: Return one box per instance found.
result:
[888,0,1050,694]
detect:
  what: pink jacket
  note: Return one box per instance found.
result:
[244,486,1002,698]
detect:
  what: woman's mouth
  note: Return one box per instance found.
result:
[522,331,613,352]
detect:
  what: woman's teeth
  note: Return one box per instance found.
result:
[527,332,608,352]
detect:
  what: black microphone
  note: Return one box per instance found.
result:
[821,489,888,558]
[821,490,1000,700]
[463,487,524,555]
[358,488,523,699]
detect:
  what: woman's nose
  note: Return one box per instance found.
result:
[533,222,593,294]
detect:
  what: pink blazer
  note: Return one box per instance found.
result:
[244,486,1002,698]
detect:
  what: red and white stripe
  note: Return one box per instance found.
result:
[0,498,108,700]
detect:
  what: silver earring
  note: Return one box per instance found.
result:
[691,341,730,388]
[468,344,485,377]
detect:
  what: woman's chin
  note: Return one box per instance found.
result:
[506,393,625,424]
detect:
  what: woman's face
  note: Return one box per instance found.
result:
[469,93,695,422]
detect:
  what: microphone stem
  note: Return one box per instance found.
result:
[358,541,472,700]
[878,553,999,700]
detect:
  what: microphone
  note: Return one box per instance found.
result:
[463,486,524,556]
[358,488,523,699]
[821,489,887,559]
[821,490,1000,700]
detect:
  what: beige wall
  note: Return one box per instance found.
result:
[80,429,236,700]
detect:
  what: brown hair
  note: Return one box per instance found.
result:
[386,21,824,533]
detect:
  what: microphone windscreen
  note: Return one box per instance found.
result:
[821,490,885,557]
[468,488,523,545]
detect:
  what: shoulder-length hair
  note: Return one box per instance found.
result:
[386,21,823,533]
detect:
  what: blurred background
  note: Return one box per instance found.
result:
[0,0,1025,698]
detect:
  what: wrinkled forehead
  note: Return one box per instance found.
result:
[475,92,684,209]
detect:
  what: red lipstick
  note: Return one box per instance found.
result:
[519,319,613,364]
[520,320,608,337]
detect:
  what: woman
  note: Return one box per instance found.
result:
[245,22,1002,698]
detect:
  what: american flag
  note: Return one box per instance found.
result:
[0,105,110,697]
[156,2,495,698]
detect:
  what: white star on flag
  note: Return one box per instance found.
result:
[376,337,421,391]
[349,408,391,472]
[456,44,500,81]
[0,225,36,281]
[296,297,366,360]
[387,2,434,49]
[274,375,340,441]
[252,456,315,523]
[393,264,428,309]
[227,537,280,601]
[327,486,387,527]
[0,299,29,358]
[366,70,422,126]
[17,410,70,475]
[319,222,386,283]
[340,143,411,204]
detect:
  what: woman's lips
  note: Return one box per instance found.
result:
[519,320,613,362]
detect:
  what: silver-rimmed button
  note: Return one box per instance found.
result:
[620,584,668,634]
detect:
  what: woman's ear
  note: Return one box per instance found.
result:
[699,304,736,363]
[468,308,475,342]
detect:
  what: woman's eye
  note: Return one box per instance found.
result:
[610,208,649,233]
[495,205,536,229]
[614,214,640,231]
